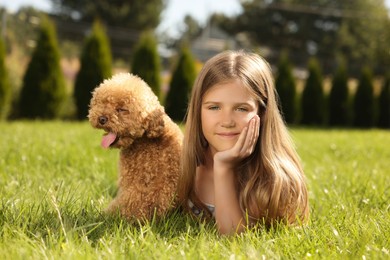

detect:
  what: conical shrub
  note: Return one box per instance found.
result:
[131,31,161,100]
[353,67,375,128]
[377,74,390,128]
[74,20,112,120]
[275,52,297,124]
[19,15,66,119]
[165,46,196,122]
[329,61,349,126]
[301,58,325,125]
[0,37,11,120]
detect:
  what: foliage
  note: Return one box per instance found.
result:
[49,0,165,30]
[18,15,66,119]
[0,122,389,258]
[0,37,11,120]
[300,58,325,125]
[165,46,197,122]
[377,74,390,128]
[353,67,375,128]
[275,51,297,124]
[131,31,161,100]
[328,60,349,126]
[336,1,390,75]
[74,20,112,120]
[220,0,390,74]
[178,15,202,44]
[0,7,44,55]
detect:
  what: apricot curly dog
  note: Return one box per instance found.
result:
[88,73,183,221]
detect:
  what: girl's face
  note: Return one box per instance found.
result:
[201,79,259,155]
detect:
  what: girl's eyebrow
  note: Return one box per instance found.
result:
[202,101,219,104]
[202,101,254,106]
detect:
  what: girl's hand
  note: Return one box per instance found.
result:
[214,115,260,170]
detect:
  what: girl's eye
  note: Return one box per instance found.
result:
[116,108,128,113]
[208,106,220,110]
[236,107,248,112]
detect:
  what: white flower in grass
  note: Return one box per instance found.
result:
[362,198,370,204]
[382,247,389,255]
[333,229,339,237]
[98,196,105,206]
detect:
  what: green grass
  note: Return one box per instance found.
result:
[0,121,389,259]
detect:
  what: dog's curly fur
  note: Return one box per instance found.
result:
[88,73,183,221]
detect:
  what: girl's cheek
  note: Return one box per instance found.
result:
[245,112,258,123]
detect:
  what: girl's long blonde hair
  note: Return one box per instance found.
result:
[177,50,309,225]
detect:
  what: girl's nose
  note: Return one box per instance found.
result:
[220,111,236,128]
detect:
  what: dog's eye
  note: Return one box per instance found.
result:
[116,108,128,113]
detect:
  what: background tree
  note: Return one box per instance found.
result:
[180,15,202,43]
[275,51,297,124]
[50,0,165,30]
[165,46,197,122]
[353,67,375,128]
[74,20,112,120]
[1,7,43,56]
[328,59,349,126]
[131,31,161,100]
[301,58,325,125]
[0,38,11,120]
[377,74,390,128]
[218,0,390,75]
[18,15,66,119]
[335,2,389,75]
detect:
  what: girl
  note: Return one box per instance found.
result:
[177,50,309,235]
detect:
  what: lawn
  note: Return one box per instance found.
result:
[0,121,389,259]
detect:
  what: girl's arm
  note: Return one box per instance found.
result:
[213,116,260,235]
[213,161,245,234]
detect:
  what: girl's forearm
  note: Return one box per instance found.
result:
[213,166,245,235]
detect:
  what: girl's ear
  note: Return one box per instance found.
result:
[143,109,165,138]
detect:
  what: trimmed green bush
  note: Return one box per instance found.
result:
[74,20,112,120]
[18,15,66,119]
[0,37,11,120]
[329,61,349,126]
[165,46,196,122]
[353,67,375,128]
[131,31,161,100]
[301,58,325,125]
[275,52,297,124]
[377,74,390,128]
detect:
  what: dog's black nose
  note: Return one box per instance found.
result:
[98,116,108,125]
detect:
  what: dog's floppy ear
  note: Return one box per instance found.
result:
[143,109,165,138]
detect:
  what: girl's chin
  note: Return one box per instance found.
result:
[209,144,235,154]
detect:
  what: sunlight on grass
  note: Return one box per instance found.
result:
[0,121,389,259]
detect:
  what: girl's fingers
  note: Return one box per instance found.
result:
[240,116,259,155]
[253,115,260,145]
[233,125,248,153]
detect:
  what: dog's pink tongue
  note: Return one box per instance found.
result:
[101,132,117,148]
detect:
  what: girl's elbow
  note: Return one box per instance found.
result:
[216,221,246,235]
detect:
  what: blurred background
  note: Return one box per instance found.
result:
[0,0,389,128]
